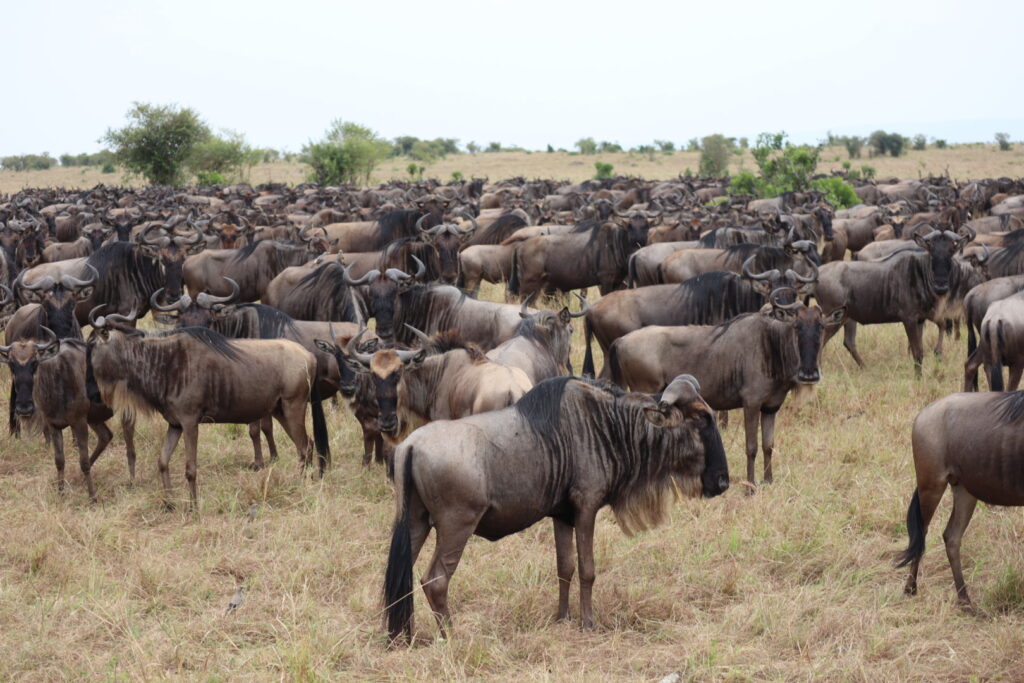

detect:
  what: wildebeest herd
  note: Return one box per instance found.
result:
[0,173,1022,642]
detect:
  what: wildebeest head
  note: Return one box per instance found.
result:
[741,256,817,301]
[150,277,240,328]
[17,265,98,338]
[766,288,845,384]
[84,308,141,404]
[614,209,658,247]
[643,374,730,498]
[139,221,206,303]
[345,256,425,342]
[913,229,965,296]
[0,326,60,418]
[314,328,381,398]
[81,222,115,251]
[517,292,588,374]
[418,212,474,284]
[342,326,433,436]
[214,215,250,249]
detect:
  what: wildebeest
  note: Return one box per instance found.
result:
[0,327,136,501]
[265,260,365,326]
[962,291,1024,391]
[815,230,979,373]
[583,259,817,378]
[962,274,1024,389]
[897,391,1024,607]
[485,294,587,382]
[659,241,818,284]
[86,312,329,508]
[608,289,845,486]
[382,374,729,641]
[342,326,533,442]
[182,227,327,302]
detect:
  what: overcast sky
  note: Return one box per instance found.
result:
[6,0,1022,155]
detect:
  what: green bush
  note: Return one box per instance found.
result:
[301,119,391,185]
[575,138,597,155]
[187,131,256,182]
[409,139,446,163]
[996,132,1012,151]
[466,141,480,154]
[451,171,463,182]
[195,170,227,185]
[485,142,502,153]
[594,162,614,179]
[729,170,759,195]
[727,132,820,198]
[101,163,116,174]
[912,134,927,151]
[59,150,115,167]
[868,130,907,157]
[1,153,57,171]
[841,136,863,159]
[934,139,948,149]
[810,177,859,209]
[598,141,622,153]
[654,139,675,152]
[103,102,210,185]
[699,134,733,176]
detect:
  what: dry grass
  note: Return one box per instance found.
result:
[2,145,1022,195]
[1,280,1023,680]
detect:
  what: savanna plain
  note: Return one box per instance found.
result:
[1,150,1023,681]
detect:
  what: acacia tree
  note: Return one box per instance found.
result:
[302,120,391,185]
[103,103,210,185]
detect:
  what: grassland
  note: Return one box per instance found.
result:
[1,278,1023,680]
[2,145,1022,195]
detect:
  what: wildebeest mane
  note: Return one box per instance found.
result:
[514,375,575,434]
[376,210,422,247]
[150,326,244,362]
[283,262,361,322]
[84,242,163,312]
[988,239,1024,277]
[669,271,763,325]
[425,329,485,360]
[470,212,528,245]
[214,303,300,340]
[382,237,441,281]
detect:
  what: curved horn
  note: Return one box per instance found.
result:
[34,326,58,351]
[140,223,166,245]
[415,214,431,232]
[105,310,138,325]
[411,254,426,280]
[403,323,433,349]
[88,305,108,326]
[0,284,13,305]
[741,256,775,280]
[60,264,99,290]
[343,263,378,286]
[790,262,818,283]
[149,288,189,312]
[978,243,990,263]
[520,293,536,318]
[196,277,240,308]
[458,209,478,233]
[769,287,801,310]
[345,328,374,366]
[20,273,55,291]
[569,291,590,318]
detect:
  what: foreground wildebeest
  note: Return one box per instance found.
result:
[485,294,587,382]
[0,327,136,501]
[391,284,537,349]
[382,374,729,641]
[582,259,817,378]
[897,391,1024,607]
[815,230,977,373]
[343,326,533,442]
[608,289,845,486]
[86,312,329,508]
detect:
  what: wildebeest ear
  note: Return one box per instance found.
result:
[824,306,847,327]
[642,404,683,428]
[210,304,236,318]
[139,243,161,259]
[770,307,798,323]
[0,347,9,362]
[314,339,337,355]
[558,307,572,324]
[187,241,206,255]
[913,232,928,249]
[749,279,773,297]
[343,355,368,372]
[74,286,94,302]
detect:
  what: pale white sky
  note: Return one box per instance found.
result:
[5,0,1022,155]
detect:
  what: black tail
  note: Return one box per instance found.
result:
[310,383,330,477]
[507,248,520,296]
[896,489,926,568]
[608,341,624,387]
[626,253,638,288]
[582,317,596,378]
[384,449,415,642]
[989,321,1005,391]
[8,383,19,438]
[967,321,978,390]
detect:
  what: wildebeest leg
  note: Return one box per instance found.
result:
[182,423,200,511]
[262,416,278,462]
[963,348,984,392]
[553,518,575,621]
[275,403,312,470]
[905,319,925,376]
[760,410,777,484]
[88,421,113,466]
[1009,364,1024,391]
[943,484,978,607]
[362,428,374,466]
[842,320,866,368]
[718,410,729,430]
[158,425,183,509]
[50,427,66,495]
[904,482,945,596]
[421,511,483,638]
[73,421,98,502]
[932,320,944,357]
[574,507,599,630]
[247,421,266,470]
[743,406,760,489]
[121,413,137,483]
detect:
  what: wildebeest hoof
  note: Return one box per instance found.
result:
[247,461,264,471]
